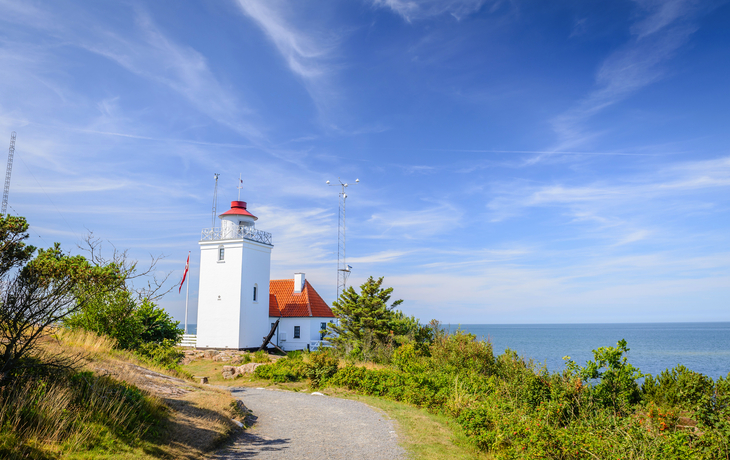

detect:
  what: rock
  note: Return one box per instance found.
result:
[221,362,269,379]
[222,365,237,379]
[204,350,220,359]
[213,354,232,362]
[236,362,268,375]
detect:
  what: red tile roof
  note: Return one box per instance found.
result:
[219,201,257,220]
[269,279,335,318]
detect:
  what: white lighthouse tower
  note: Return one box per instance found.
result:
[196,200,273,349]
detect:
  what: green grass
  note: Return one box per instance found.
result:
[331,390,491,460]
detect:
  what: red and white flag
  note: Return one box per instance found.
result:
[179,252,190,294]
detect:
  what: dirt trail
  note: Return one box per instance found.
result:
[209,387,405,460]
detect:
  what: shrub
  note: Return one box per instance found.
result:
[642,365,714,413]
[252,350,271,363]
[254,354,306,383]
[305,351,339,387]
[136,339,184,369]
[429,330,495,376]
[565,339,642,414]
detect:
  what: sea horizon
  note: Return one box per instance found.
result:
[183,321,730,379]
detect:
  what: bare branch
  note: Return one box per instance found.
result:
[77,231,175,301]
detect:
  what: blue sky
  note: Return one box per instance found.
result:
[1,0,729,324]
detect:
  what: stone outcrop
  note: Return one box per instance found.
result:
[222,363,269,379]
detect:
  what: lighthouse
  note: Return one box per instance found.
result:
[196,200,273,349]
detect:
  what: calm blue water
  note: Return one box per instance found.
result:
[185,322,730,379]
[447,323,730,380]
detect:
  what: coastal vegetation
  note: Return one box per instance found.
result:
[253,277,730,459]
[0,216,242,458]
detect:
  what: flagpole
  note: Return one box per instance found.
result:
[184,252,190,334]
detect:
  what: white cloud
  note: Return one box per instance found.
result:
[372,0,489,21]
[78,14,262,141]
[547,0,699,155]
[236,0,336,80]
[367,202,462,239]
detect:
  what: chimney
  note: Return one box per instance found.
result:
[294,273,305,293]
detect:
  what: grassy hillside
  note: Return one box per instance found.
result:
[0,329,246,460]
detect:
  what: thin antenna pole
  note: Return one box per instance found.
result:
[237,173,243,201]
[211,173,219,229]
[327,178,359,301]
[2,132,16,215]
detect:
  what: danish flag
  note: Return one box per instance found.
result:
[179,252,190,294]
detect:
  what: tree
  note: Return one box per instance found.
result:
[327,276,403,354]
[64,233,182,350]
[564,339,643,414]
[0,217,120,384]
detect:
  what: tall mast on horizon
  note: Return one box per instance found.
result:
[2,132,16,215]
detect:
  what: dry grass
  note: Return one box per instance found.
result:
[0,329,244,459]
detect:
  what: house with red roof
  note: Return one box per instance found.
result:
[269,273,336,351]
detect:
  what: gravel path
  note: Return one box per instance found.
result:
[209,387,406,460]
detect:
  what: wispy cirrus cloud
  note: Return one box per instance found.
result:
[0,1,263,142]
[546,0,703,156]
[486,156,730,249]
[235,0,337,80]
[372,0,490,22]
[78,13,263,141]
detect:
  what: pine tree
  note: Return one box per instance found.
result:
[326,276,403,352]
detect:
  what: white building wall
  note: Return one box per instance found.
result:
[270,317,336,351]
[197,241,243,349]
[238,240,271,349]
[197,237,272,349]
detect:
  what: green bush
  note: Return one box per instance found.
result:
[253,354,307,383]
[252,350,271,363]
[429,330,495,376]
[305,351,339,387]
[565,339,642,414]
[65,292,183,352]
[642,365,714,412]
[136,339,184,369]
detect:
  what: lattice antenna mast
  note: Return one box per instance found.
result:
[2,132,16,215]
[327,177,359,301]
[211,173,220,229]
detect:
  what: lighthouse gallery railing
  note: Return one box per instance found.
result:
[200,227,273,245]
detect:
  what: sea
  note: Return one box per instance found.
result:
[447,323,730,380]
[184,322,730,379]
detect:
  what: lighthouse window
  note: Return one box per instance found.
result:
[218,247,225,261]
[253,285,258,302]
[320,322,327,340]
[294,326,300,339]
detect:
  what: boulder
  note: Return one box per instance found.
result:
[221,362,269,379]
[236,362,267,374]
[222,365,237,379]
